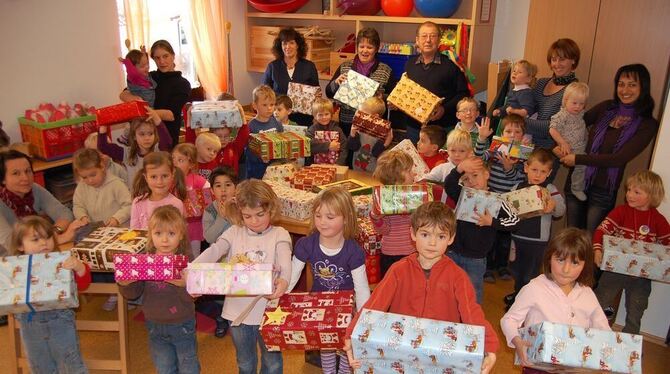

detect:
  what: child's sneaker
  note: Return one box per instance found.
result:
[483,270,496,283]
[102,295,118,311]
[215,316,229,338]
[497,268,512,280]
[504,292,517,305]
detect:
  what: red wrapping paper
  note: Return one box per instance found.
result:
[365,254,381,284]
[351,111,391,140]
[313,130,340,164]
[95,101,149,126]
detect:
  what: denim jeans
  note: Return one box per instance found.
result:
[145,318,200,374]
[565,186,617,233]
[229,322,282,374]
[17,309,88,374]
[448,251,486,304]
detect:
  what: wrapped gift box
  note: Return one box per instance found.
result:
[489,136,534,160]
[290,166,336,191]
[113,254,188,281]
[95,101,148,126]
[387,73,443,124]
[186,263,274,295]
[503,185,549,219]
[314,178,373,196]
[189,100,243,129]
[0,252,79,315]
[283,124,307,136]
[313,130,340,164]
[391,139,430,182]
[353,195,373,218]
[287,82,323,115]
[356,218,382,255]
[351,110,391,141]
[518,321,642,373]
[600,235,670,282]
[184,188,212,219]
[365,254,381,284]
[263,163,298,186]
[352,309,485,373]
[333,69,380,109]
[71,227,148,271]
[455,187,503,224]
[266,181,318,221]
[260,291,354,351]
[315,164,349,181]
[249,131,310,163]
[279,131,311,159]
[373,185,433,215]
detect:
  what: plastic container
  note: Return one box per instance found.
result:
[19,116,97,161]
[376,53,413,81]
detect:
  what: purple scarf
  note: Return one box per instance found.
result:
[584,104,642,192]
[352,55,376,77]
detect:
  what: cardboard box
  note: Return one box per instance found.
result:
[489,136,534,160]
[266,181,317,221]
[71,228,148,271]
[373,185,433,215]
[313,178,372,196]
[353,194,373,218]
[329,52,356,76]
[316,164,349,181]
[356,218,382,255]
[600,235,670,282]
[95,101,148,126]
[290,166,336,191]
[387,73,443,124]
[391,139,430,182]
[287,82,323,115]
[188,100,243,129]
[263,163,299,186]
[333,69,380,110]
[185,263,274,295]
[113,254,188,281]
[503,185,549,219]
[455,187,503,224]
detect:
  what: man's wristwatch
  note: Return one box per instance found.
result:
[53,225,64,234]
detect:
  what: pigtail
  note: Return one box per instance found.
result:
[171,168,187,200]
[132,168,150,199]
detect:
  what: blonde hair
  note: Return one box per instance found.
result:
[446,129,474,151]
[456,97,479,112]
[173,143,198,172]
[84,132,98,149]
[311,97,334,116]
[373,150,414,185]
[195,132,222,151]
[73,148,104,174]
[147,205,189,256]
[132,151,186,200]
[310,186,358,239]
[252,84,276,104]
[229,180,280,226]
[625,170,665,208]
[562,82,589,107]
[410,202,456,238]
[10,216,57,255]
[359,97,386,116]
[514,60,538,87]
[128,118,159,166]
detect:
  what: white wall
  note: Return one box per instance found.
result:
[0,0,123,144]
[490,0,530,62]
[225,1,262,104]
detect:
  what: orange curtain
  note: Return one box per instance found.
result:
[189,0,229,99]
[123,0,150,50]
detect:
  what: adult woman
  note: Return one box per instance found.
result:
[0,151,81,255]
[561,64,658,233]
[262,27,319,126]
[121,40,191,147]
[326,27,393,136]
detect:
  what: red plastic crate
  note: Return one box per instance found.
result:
[19,116,97,161]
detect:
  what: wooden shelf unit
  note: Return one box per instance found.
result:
[245,0,497,92]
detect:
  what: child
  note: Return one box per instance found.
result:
[211,93,250,175]
[443,158,520,303]
[417,125,448,169]
[348,97,394,172]
[173,143,210,257]
[501,228,609,372]
[454,97,481,147]
[84,132,128,184]
[191,179,292,374]
[118,206,201,374]
[424,128,474,184]
[506,148,566,308]
[130,151,185,230]
[245,85,284,179]
[492,59,537,118]
[549,82,589,201]
[195,132,222,180]
[72,148,132,227]
[274,95,297,127]
[11,216,91,374]
[307,97,347,165]
[344,202,498,373]
[98,110,172,190]
[118,48,156,107]
[288,186,371,374]
[593,171,670,334]
[371,150,416,276]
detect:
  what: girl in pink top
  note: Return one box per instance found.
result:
[130,151,185,230]
[172,143,210,257]
[500,228,609,373]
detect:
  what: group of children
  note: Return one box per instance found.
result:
[5,52,667,374]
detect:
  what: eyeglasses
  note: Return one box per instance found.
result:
[457,108,478,113]
[418,33,439,40]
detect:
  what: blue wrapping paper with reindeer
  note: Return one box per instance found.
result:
[351,309,485,374]
[0,252,79,315]
[518,321,642,373]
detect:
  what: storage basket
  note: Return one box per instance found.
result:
[18,115,97,161]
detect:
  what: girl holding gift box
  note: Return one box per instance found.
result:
[288,186,372,374]
[130,151,185,230]
[11,216,91,374]
[191,179,292,374]
[501,228,610,373]
[118,206,201,374]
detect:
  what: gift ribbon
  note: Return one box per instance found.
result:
[25,254,36,321]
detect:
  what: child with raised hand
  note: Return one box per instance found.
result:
[191,179,292,373]
[195,132,222,180]
[288,186,371,374]
[72,148,131,227]
[307,98,347,165]
[118,206,201,374]
[501,228,609,372]
[118,48,156,107]
[211,93,250,175]
[492,59,537,118]
[84,132,128,184]
[130,151,185,230]
[11,216,91,374]
[454,97,481,147]
[348,97,393,172]
[98,110,172,190]
[343,202,499,374]
[246,85,284,179]
[475,114,527,193]
[371,150,416,276]
[173,143,210,257]
[593,170,670,334]
[549,82,590,201]
[417,125,448,169]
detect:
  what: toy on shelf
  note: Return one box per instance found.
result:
[247,0,309,13]
[381,0,414,17]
